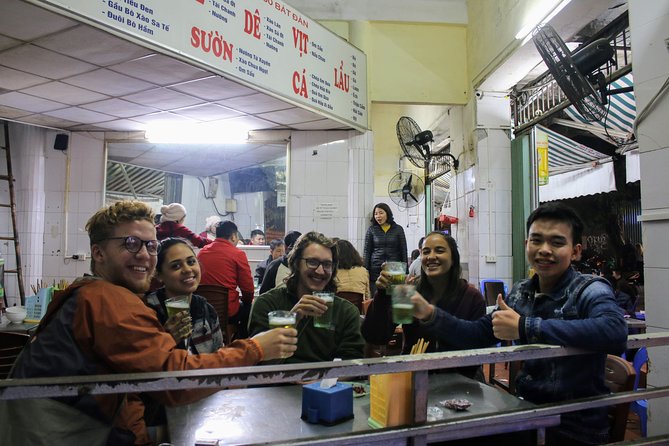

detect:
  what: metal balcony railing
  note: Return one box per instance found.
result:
[512,12,633,134]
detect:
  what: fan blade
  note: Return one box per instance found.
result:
[406,175,413,187]
[389,188,403,194]
[408,193,418,202]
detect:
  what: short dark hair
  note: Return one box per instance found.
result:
[250,229,265,238]
[370,203,394,226]
[335,239,363,269]
[215,220,238,239]
[418,236,425,249]
[526,202,584,245]
[269,239,285,251]
[283,230,302,251]
[285,232,338,293]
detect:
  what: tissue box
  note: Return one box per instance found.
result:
[301,382,353,425]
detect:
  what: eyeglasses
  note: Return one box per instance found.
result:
[302,258,333,272]
[102,236,161,256]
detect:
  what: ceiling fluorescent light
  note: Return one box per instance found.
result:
[515,0,572,41]
[145,121,251,144]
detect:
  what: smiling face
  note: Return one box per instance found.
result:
[91,220,157,294]
[421,233,454,279]
[526,218,581,293]
[296,243,333,296]
[156,243,201,298]
[374,207,388,225]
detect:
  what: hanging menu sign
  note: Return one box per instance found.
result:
[30,0,368,129]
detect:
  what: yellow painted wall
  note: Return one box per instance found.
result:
[366,22,468,104]
[320,20,468,105]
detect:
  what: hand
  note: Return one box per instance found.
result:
[406,274,418,284]
[164,310,192,343]
[290,295,328,320]
[375,269,392,291]
[492,295,521,340]
[252,328,298,360]
[411,292,434,321]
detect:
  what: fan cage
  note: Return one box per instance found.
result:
[533,25,605,122]
[396,117,428,169]
[388,172,425,208]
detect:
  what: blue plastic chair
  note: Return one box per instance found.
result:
[631,347,648,437]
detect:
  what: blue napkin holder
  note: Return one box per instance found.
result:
[301,382,353,425]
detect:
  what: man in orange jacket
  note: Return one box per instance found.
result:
[7,201,297,445]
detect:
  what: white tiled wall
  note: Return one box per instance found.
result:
[2,123,104,305]
[629,0,669,435]
[469,126,513,291]
[288,130,373,253]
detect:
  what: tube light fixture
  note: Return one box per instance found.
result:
[145,121,251,144]
[515,0,572,42]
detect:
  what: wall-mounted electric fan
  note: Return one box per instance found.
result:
[395,116,459,226]
[532,24,632,122]
[388,171,424,209]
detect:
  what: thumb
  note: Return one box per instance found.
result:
[496,294,510,310]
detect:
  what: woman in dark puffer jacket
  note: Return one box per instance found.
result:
[363,203,408,295]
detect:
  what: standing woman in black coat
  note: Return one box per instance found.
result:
[363,203,408,295]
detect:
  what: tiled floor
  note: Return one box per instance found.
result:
[483,363,643,441]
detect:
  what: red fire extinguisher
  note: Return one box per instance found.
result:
[469,206,475,218]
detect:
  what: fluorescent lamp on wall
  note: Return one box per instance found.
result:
[145,121,251,144]
[515,0,572,43]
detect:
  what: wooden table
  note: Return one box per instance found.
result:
[166,373,560,445]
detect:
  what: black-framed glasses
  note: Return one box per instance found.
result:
[302,258,333,272]
[102,236,161,256]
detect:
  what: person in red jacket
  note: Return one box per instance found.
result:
[198,220,255,338]
[5,201,297,445]
[155,202,210,248]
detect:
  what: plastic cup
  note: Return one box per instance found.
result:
[268,310,297,329]
[312,292,335,329]
[391,284,415,324]
[385,261,407,288]
[165,295,190,319]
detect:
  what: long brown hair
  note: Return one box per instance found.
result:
[416,231,463,302]
[285,232,338,293]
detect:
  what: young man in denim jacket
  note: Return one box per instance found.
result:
[411,202,628,445]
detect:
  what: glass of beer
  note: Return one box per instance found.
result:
[165,295,191,352]
[385,261,407,289]
[268,310,297,329]
[312,292,335,329]
[391,284,415,324]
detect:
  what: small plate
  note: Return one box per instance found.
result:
[342,381,369,397]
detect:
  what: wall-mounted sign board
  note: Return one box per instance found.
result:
[30,0,368,130]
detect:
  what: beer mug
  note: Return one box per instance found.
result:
[268,310,297,329]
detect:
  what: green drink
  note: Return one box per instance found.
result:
[391,284,415,324]
[385,261,407,288]
[392,303,414,324]
[165,297,190,318]
[313,292,334,329]
[268,311,297,329]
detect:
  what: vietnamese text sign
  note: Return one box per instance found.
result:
[32,0,368,129]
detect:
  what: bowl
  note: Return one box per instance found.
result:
[5,306,27,324]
